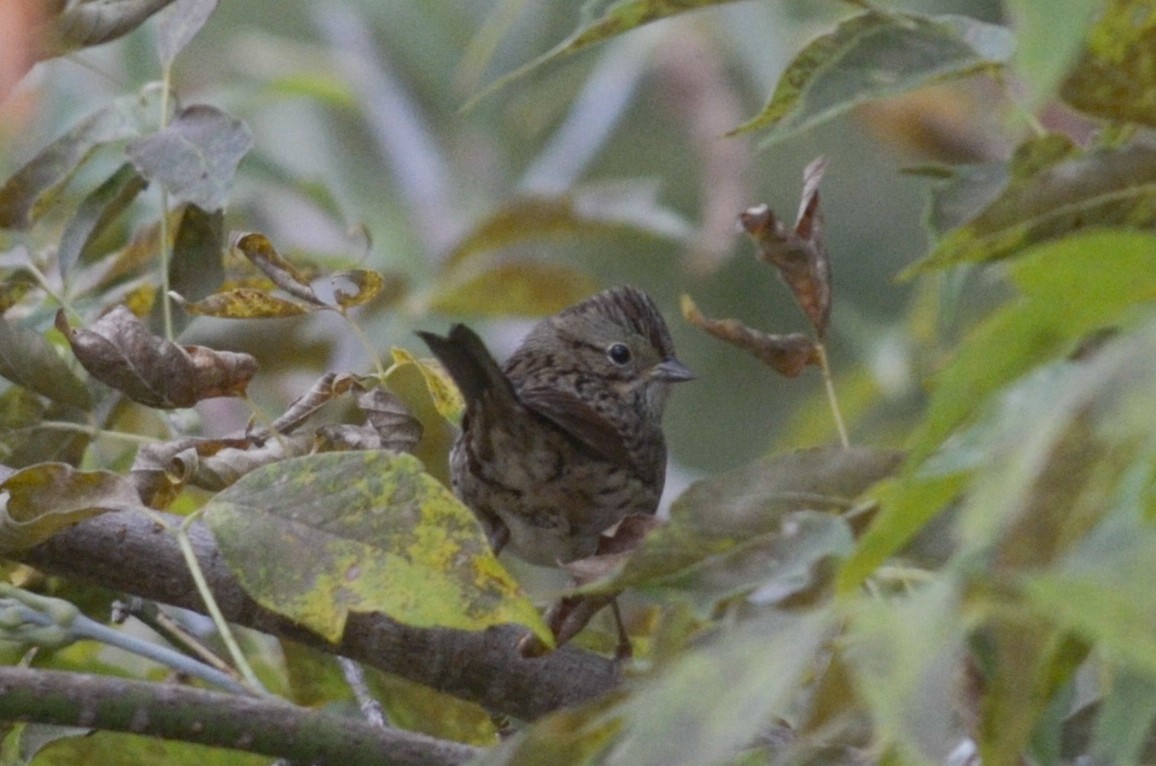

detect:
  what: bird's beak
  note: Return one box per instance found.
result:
[652,357,695,383]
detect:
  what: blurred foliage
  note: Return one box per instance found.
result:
[3,0,1156,763]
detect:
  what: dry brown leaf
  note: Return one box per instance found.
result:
[681,295,819,378]
[739,156,831,338]
[56,306,257,408]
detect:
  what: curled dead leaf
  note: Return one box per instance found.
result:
[740,156,831,338]
[681,295,819,377]
[355,388,423,453]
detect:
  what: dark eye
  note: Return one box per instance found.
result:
[606,343,632,365]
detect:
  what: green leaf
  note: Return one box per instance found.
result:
[846,577,966,763]
[923,133,1079,240]
[908,230,1156,464]
[202,451,550,644]
[1061,0,1156,128]
[730,11,1013,145]
[603,610,832,766]
[0,318,92,409]
[910,141,1156,273]
[444,184,690,270]
[165,204,224,336]
[126,104,253,211]
[590,447,902,612]
[429,262,601,317]
[1005,0,1101,108]
[0,464,144,552]
[58,163,148,276]
[156,0,219,66]
[0,93,154,230]
[466,0,742,107]
[0,392,90,469]
[1085,672,1156,766]
[42,0,177,56]
[837,472,966,594]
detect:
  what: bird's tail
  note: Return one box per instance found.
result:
[416,325,513,408]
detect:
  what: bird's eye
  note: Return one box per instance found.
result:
[606,343,632,365]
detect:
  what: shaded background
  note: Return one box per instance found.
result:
[0,0,1012,489]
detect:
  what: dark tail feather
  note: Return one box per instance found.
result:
[416,325,513,408]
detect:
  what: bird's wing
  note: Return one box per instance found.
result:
[518,386,635,472]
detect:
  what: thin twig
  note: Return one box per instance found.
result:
[338,656,388,728]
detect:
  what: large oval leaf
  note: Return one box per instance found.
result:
[203,451,550,644]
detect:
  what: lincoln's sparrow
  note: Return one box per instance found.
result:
[418,286,693,567]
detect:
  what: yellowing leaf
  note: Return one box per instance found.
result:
[429,262,600,317]
[174,288,314,318]
[390,348,463,422]
[203,451,550,644]
[1061,0,1156,128]
[0,463,145,551]
[331,269,394,309]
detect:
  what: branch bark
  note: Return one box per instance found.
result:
[16,511,619,721]
[0,666,480,766]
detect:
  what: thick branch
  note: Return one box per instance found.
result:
[0,666,479,766]
[17,511,619,721]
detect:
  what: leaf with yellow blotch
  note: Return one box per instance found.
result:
[230,232,322,305]
[203,451,551,645]
[173,288,314,318]
[55,306,257,408]
[1060,0,1156,128]
[0,463,147,552]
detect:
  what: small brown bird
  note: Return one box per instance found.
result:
[418,286,693,567]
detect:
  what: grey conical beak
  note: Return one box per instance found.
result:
[652,357,695,383]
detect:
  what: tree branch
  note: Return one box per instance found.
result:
[0,666,480,766]
[16,511,619,721]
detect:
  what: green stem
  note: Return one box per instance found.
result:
[23,421,160,446]
[343,311,388,378]
[158,62,175,341]
[174,518,269,696]
[23,260,81,323]
[816,342,850,448]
